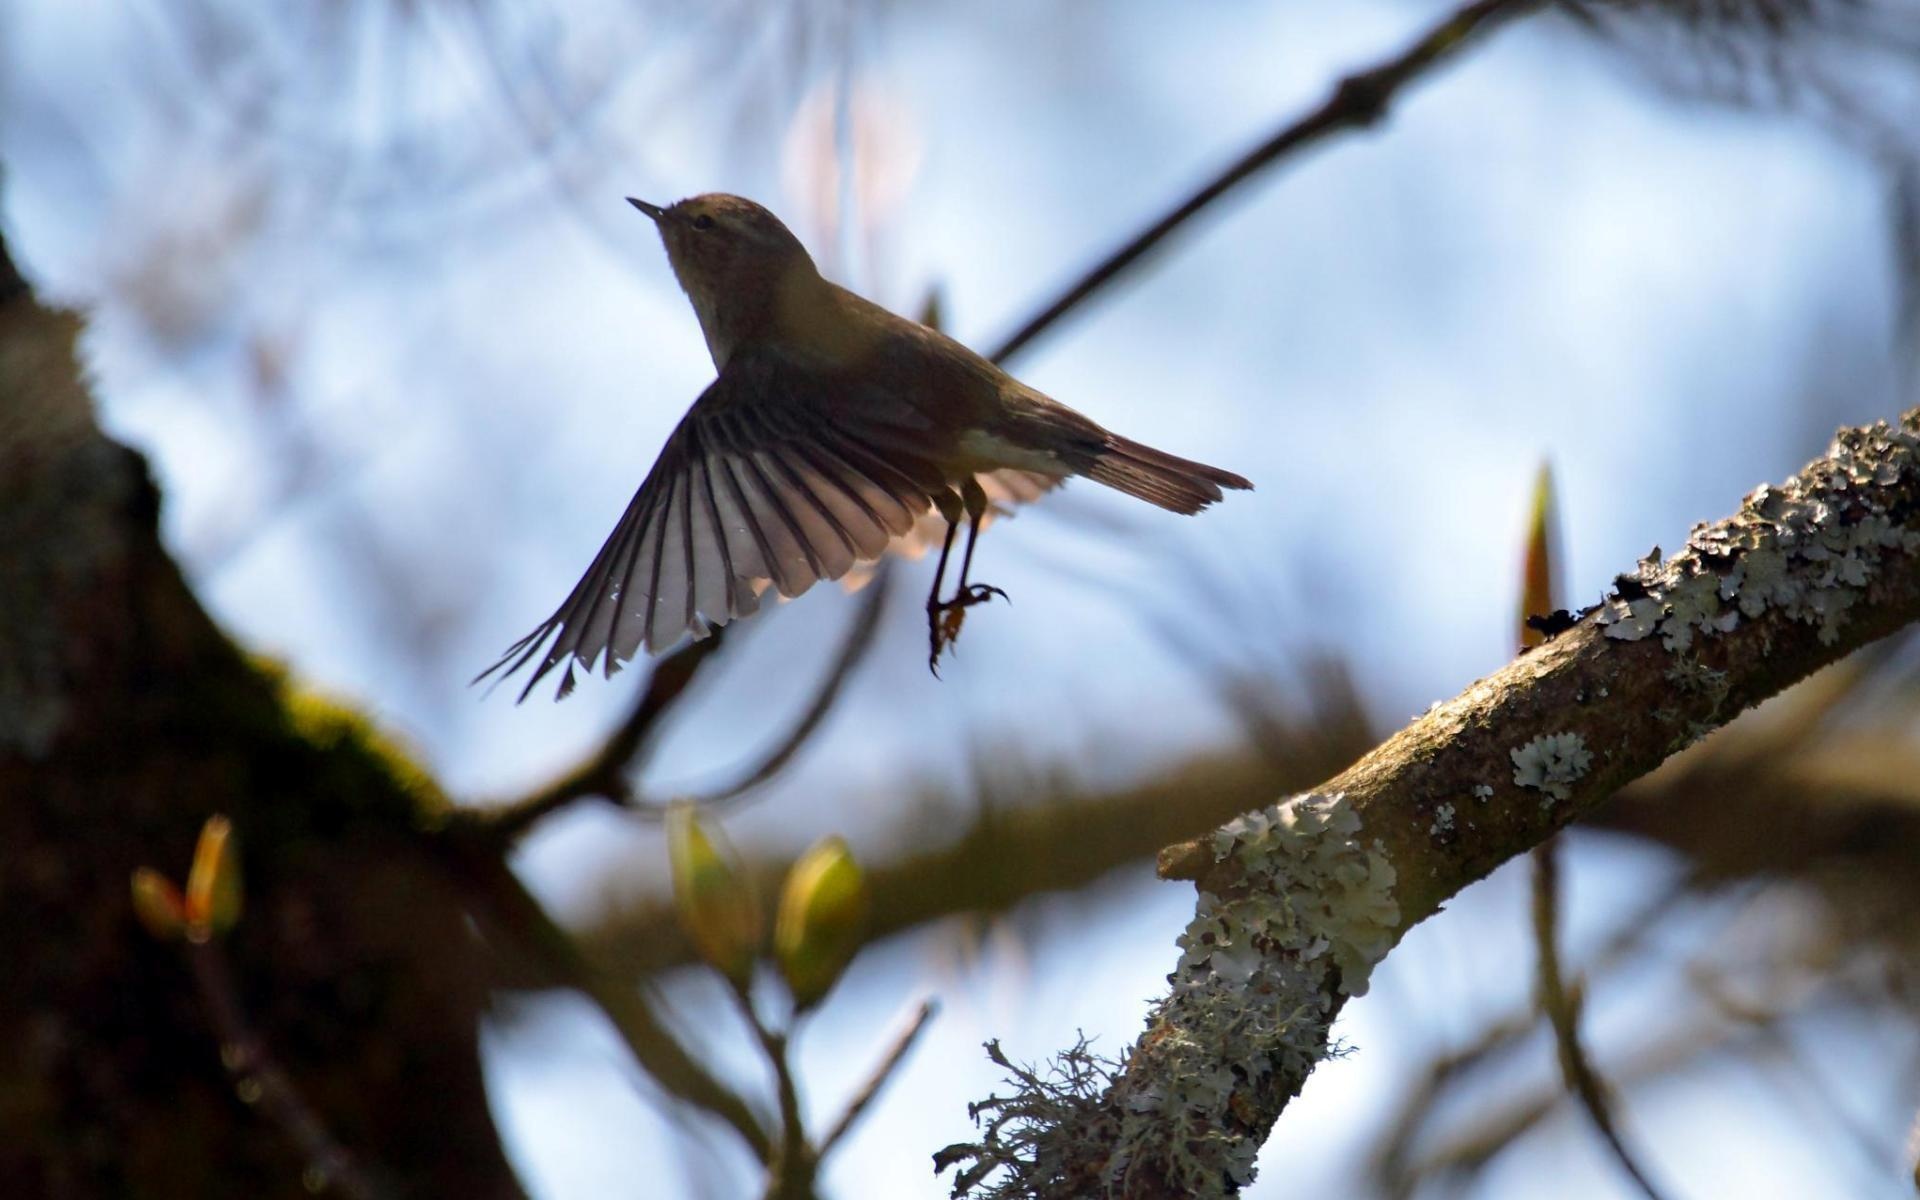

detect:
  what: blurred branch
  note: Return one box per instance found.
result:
[1529,840,1670,1200]
[630,567,893,818]
[1371,874,1699,1196]
[186,941,389,1200]
[729,986,812,1199]
[564,684,1372,983]
[945,411,1920,1197]
[820,999,939,1156]
[987,0,1545,365]
[446,843,774,1163]
[469,632,729,838]
[467,562,891,840]
[1398,1014,1768,1192]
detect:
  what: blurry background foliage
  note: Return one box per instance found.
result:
[6,0,1920,1196]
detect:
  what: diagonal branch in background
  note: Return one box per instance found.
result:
[466,566,891,839]
[987,0,1545,366]
[627,567,893,818]
[471,631,728,838]
[942,409,1920,1198]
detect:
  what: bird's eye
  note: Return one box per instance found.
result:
[691,214,715,231]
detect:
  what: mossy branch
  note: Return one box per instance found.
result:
[944,409,1920,1198]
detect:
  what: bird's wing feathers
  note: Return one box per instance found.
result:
[478,351,944,701]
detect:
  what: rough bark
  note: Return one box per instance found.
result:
[0,236,524,1199]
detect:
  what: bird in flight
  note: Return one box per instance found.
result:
[481,194,1250,699]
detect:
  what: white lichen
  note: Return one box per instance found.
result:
[1471,784,1494,801]
[1596,419,1920,651]
[1128,793,1397,1190]
[1510,732,1592,803]
[942,794,1399,1197]
[1429,802,1456,838]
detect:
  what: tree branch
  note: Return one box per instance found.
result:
[466,561,892,840]
[986,0,1545,365]
[820,999,939,1156]
[943,409,1920,1198]
[565,684,1372,983]
[467,631,729,839]
[627,568,893,818]
[446,843,774,1163]
[1529,840,1669,1200]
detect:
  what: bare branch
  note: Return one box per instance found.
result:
[820,999,939,1156]
[632,567,893,819]
[945,409,1920,1197]
[987,0,1545,365]
[467,558,891,840]
[468,631,729,839]
[567,685,1372,983]
[448,844,773,1163]
[1529,840,1670,1200]
[186,942,390,1200]
[1370,874,1700,1197]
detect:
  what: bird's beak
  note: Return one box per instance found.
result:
[626,197,664,221]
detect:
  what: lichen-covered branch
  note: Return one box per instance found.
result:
[943,409,1920,1198]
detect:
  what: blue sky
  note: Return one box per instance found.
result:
[4,1,1911,1195]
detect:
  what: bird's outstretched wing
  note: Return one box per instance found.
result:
[838,468,1061,593]
[479,349,948,701]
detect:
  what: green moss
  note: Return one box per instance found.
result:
[250,656,451,828]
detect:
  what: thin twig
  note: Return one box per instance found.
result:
[632,567,893,818]
[819,998,938,1155]
[1400,1015,1769,1192]
[727,982,814,1198]
[471,557,891,839]
[1530,839,1673,1200]
[1372,875,1698,1196]
[986,0,1545,365]
[186,941,389,1200]
[446,842,773,1162]
[471,630,729,839]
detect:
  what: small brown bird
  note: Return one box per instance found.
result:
[482,194,1251,698]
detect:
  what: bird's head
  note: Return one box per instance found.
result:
[628,194,820,365]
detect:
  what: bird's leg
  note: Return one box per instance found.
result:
[926,489,965,612]
[952,476,1008,608]
[927,490,965,674]
[926,480,1012,675]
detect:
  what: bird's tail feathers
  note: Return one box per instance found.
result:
[1085,434,1253,515]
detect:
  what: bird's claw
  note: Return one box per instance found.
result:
[927,605,968,676]
[925,581,1006,676]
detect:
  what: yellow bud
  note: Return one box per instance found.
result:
[1518,460,1563,651]
[665,804,762,985]
[774,836,869,1010]
[130,868,187,942]
[184,815,242,940]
